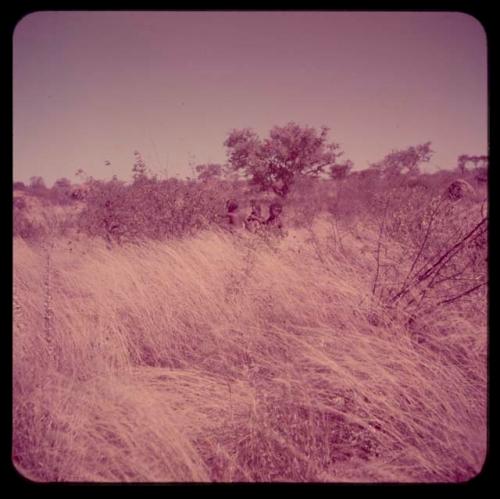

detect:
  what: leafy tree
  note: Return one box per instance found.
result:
[224,122,350,197]
[330,161,353,181]
[369,142,433,179]
[53,177,72,190]
[132,151,149,182]
[51,178,73,204]
[457,154,488,175]
[195,163,223,182]
[29,176,46,190]
[329,160,354,219]
[28,176,50,199]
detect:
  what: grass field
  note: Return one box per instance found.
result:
[12,190,487,482]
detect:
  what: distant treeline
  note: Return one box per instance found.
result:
[13,123,487,243]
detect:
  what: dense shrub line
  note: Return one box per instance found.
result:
[13,165,485,245]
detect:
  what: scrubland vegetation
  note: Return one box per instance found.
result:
[13,124,487,482]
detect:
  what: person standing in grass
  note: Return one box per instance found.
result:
[265,202,286,237]
[245,199,265,234]
[225,199,243,232]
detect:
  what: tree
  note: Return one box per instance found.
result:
[457,154,488,176]
[29,176,46,190]
[224,122,350,197]
[369,142,433,179]
[132,151,148,182]
[28,176,49,198]
[330,160,353,181]
[51,178,73,204]
[53,177,72,191]
[195,163,223,182]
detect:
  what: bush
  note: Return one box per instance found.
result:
[368,184,487,319]
[75,177,241,244]
[13,208,47,241]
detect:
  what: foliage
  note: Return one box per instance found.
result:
[29,176,47,191]
[195,163,224,182]
[13,207,46,240]
[456,154,488,186]
[132,151,150,182]
[224,122,351,198]
[75,176,234,244]
[50,178,74,205]
[369,142,433,179]
[329,161,353,181]
[456,154,488,175]
[369,183,487,320]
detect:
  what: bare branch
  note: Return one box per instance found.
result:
[390,198,444,303]
[372,199,390,296]
[437,281,487,306]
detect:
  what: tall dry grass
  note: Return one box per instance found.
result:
[13,214,486,482]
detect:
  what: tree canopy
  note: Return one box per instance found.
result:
[195,163,223,182]
[224,122,351,197]
[369,142,433,178]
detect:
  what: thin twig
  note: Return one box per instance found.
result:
[393,197,443,300]
[431,263,475,287]
[391,216,487,304]
[44,246,55,360]
[416,217,486,283]
[407,222,486,313]
[372,199,389,296]
[437,281,487,306]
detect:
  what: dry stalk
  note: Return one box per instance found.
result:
[372,198,389,297]
[43,245,55,361]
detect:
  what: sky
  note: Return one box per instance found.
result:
[13,11,487,186]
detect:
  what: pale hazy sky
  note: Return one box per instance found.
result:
[13,11,487,186]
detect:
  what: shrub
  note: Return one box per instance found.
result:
[13,207,47,241]
[369,184,487,319]
[75,176,240,244]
